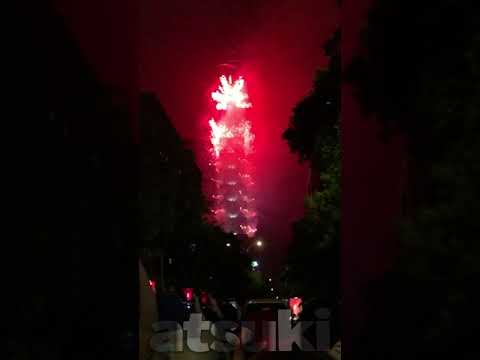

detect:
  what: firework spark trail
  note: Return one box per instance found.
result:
[211,75,252,110]
[208,75,257,237]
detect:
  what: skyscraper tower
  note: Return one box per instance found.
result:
[208,71,257,238]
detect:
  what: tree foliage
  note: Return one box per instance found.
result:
[282,30,341,304]
[347,1,480,357]
[283,29,340,167]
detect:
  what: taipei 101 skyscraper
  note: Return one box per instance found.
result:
[208,71,258,238]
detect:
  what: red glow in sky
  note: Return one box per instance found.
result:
[141,0,338,272]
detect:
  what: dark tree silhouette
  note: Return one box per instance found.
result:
[347,1,480,358]
[281,30,340,310]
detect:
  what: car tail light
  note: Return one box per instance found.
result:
[148,280,156,293]
[182,288,193,301]
[289,297,302,316]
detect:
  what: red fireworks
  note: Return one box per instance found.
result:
[208,75,257,238]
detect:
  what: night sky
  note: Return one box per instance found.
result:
[141,0,338,272]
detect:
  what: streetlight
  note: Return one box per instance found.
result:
[251,260,259,269]
[245,239,264,253]
[226,242,231,247]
